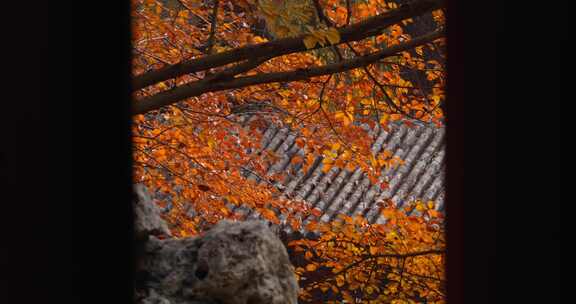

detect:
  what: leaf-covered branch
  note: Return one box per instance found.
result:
[134,29,443,114]
[132,0,443,91]
[334,249,444,275]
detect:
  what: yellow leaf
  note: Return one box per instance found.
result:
[360,98,372,105]
[346,112,354,124]
[369,246,378,255]
[386,231,398,240]
[274,25,290,38]
[325,27,341,44]
[366,286,374,294]
[207,139,216,149]
[220,206,229,215]
[252,35,268,43]
[342,116,351,127]
[416,202,426,212]
[227,195,239,205]
[308,27,326,41]
[305,264,317,271]
[380,113,390,126]
[415,46,424,56]
[378,158,387,167]
[303,35,319,49]
[336,275,345,287]
[369,155,378,167]
[341,150,351,161]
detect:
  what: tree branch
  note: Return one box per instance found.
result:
[203,54,272,83]
[204,0,220,55]
[345,0,351,25]
[312,0,334,27]
[133,30,444,114]
[132,0,444,91]
[345,41,425,120]
[334,248,445,275]
[371,249,445,259]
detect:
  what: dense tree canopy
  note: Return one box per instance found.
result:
[131,0,446,302]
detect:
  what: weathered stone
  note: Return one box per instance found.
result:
[134,183,298,304]
[134,183,172,239]
[141,289,172,304]
[138,219,298,304]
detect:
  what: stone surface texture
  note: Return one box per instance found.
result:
[134,184,172,238]
[134,186,298,304]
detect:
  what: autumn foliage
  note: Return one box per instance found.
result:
[131,0,446,302]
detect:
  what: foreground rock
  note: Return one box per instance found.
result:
[134,185,299,304]
[134,184,172,240]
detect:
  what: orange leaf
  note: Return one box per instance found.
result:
[338,214,353,224]
[321,163,332,173]
[310,208,322,217]
[291,156,303,165]
[197,184,211,192]
[295,138,306,148]
[345,162,357,171]
[260,208,279,224]
[336,274,345,287]
[306,221,318,231]
[289,217,301,230]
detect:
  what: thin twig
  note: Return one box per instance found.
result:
[345,0,351,25]
[205,0,220,55]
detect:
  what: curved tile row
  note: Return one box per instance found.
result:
[229,114,446,232]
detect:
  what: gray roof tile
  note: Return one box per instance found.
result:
[240,116,446,231]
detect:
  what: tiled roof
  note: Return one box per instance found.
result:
[232,116,446,231]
